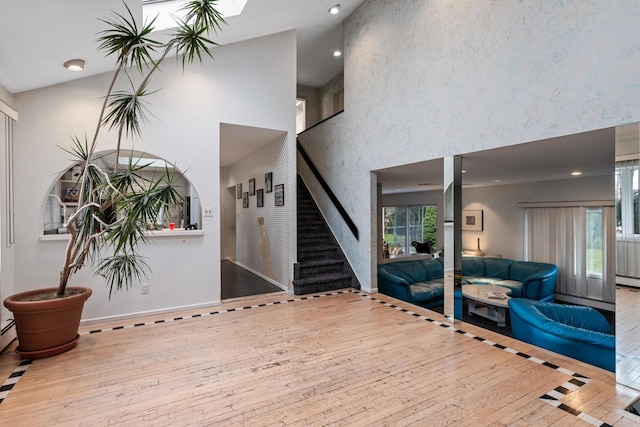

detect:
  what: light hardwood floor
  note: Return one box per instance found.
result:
[1,289,639,426]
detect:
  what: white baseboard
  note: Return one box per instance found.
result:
[0,320,16,353]
[231,261,288,291]
[554,294,615,311]
[617,275,640,288]
[81,300,221,325]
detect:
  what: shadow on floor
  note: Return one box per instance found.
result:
[221,260,283,300]
[430,301,514,338]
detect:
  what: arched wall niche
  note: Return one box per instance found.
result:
[41,149,202,236]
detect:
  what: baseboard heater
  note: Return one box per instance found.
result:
[0,319,16,353]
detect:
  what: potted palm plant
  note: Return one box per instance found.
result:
[4,0,225,359]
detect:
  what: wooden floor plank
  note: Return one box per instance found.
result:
[0,289,638,426]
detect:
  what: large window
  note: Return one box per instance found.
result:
[383,205,437,256]
[615,160,639,236]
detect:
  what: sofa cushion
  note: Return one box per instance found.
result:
[462,256,485,276]
[380,261,426,283]
[417,258,444,281]
[483,258,513,280]
[463,276,500,285]
[410,281,444,301]
[509,261,555,282]
[534,302,611,334]
[493,279,523,297]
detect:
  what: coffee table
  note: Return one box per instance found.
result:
[461,285,512,327]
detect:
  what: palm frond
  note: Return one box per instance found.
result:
[171,19,217,67]
[102,79,155,138]
[97,2,161,72]
[179,0,227,35]
[95,253,150,298]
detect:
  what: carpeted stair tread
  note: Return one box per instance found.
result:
[298,245,337,253]
[292,272,352,286]
[298,259,344,267]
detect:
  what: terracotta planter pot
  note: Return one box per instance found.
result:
[4,286,92,359]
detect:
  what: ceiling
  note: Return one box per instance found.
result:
[376,127,616,194]
[0,0,365,95]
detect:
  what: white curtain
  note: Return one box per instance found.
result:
[599,207,616,302]
[616,159,640,279]
[526,206,615,303]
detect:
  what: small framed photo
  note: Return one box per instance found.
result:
[265,172,273,193]
[243,192,249,208]
[257,189,264,207]
[462,210,483,231]
[249,178,256,196]
[275,184,284,207]
[236,183,242,199]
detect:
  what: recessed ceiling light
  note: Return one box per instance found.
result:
[332,50,342,57]
[461,170,467,173]
[63,59,85,72]
[571,171,582,176]
[493,179,501,182]
[329,4,340,14]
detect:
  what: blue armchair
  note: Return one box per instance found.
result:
[508,298,615,371]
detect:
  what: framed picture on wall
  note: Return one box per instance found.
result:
[275,184,284,206]
[236,183,242,199]
[462,210,483,231]
[243,192,249,208]
[257,189,264,207]
[249,178,256,196]
[265,172,273,193]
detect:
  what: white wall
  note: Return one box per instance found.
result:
[0,88,16,330]
[298,0,640,291]
[11,31,296,321]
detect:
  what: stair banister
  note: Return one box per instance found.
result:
[296,140,359,241]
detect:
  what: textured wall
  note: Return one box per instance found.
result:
[296,85,321,130]
[225,134,290,289]
[299,0,640,290]
[320,71,344,119]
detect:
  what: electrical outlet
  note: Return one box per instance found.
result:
[203,207,213,217]
[141,283,150,295]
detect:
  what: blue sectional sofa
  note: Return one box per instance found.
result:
[508,299,615,371]
[376,256,558,308]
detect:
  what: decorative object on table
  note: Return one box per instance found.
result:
[243,192,249,208]
[236,183,242,199]
[249,178,255,196]
[265,172,273,193]
[274,184,284,206]
[3,0,226,359]
[462,209,483,231]
[474,238,484,256]
[257,188,264,207]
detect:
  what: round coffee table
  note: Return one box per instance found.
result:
[461,285,512,327]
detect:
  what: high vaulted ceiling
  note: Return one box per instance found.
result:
[0,0,365,94]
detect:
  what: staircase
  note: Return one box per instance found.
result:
[293,175,360,295]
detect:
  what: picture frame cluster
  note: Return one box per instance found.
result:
[236,172,283,208]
